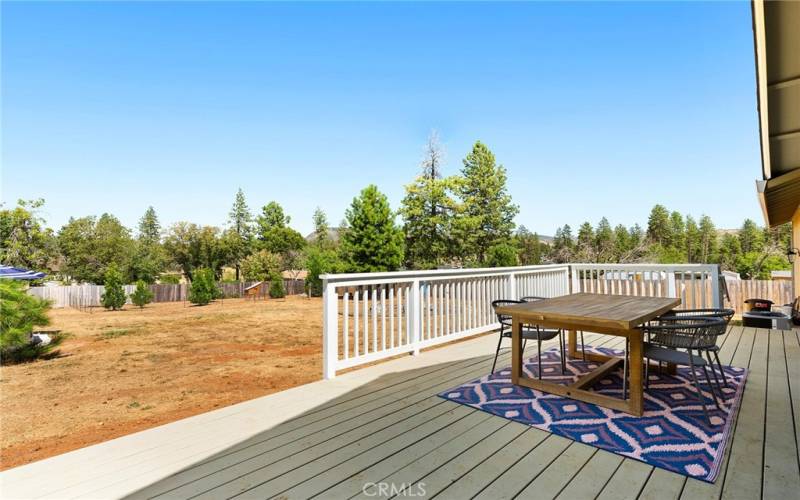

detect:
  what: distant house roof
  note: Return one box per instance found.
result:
[282,270,308,279]
[771,270,792,279]
[244,281,264,291]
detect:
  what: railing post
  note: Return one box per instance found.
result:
[667,272,677,298]
[570,265,579,294]
[710,265,722,309]
[322,279,338,379]
[409,279,422,355]
[508,273,517,300]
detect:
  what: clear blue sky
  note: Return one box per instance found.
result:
[2,1,762,237]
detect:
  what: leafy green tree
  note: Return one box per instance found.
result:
[188,268,219,305]
[340,185,404,272]
[130,280,154,308]
[304,245,341,297]
[58,214,133,284]
[269,273,286,298]
[646,204,671,246]
[453,142,518,265]
[718,233,741,271]
[613,224,631,261]
[101,264,127,310]
[164,223,230,280]
[228,189,254,280]
[0,199,57,272]
[256,201,306,257]
[240,249,281,281]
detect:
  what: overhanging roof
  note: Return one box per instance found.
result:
[753,0,800,226]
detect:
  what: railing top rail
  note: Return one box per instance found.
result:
[570,263,719,270]
[321,264,569,284]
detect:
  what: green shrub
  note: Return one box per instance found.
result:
[486,243,518,267]
[0,280,62,363]
[101,264,127,310]
[188,268,219,305]
[269,273,286,298]
[130,280,154,308]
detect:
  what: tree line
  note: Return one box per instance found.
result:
[0,133,791,296]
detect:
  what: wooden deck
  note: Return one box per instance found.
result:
[2,327,798,499]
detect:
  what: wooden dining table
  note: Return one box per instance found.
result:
[496,293,680,416]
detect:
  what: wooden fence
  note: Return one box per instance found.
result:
[29,279,306,308]
[723,278,793,317]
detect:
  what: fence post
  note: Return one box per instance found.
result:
[508,273,517,300]
[410,279,421,355]
[710,265,721,309]
[322,278,338,379]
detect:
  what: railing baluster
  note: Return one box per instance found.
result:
[344,291,349,360]
[381,286,386,350]
[354,289,360,357]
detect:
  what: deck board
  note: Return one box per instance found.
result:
[2,326,797,500]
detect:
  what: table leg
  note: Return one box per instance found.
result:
[568,329,577,357]
[628,332,644,416]
[512,318,522,384]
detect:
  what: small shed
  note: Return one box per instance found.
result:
[244,281,266,299]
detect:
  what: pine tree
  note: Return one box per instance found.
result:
[100,264,127,310]
[340,185,404,272]
[698,215,718,263]
[646,205,671,246]
[130,280,154,308]
[576,222,595,261]
[685,215,700,262]
[669,211,685,250]
[256,201,305,256]
[594,218,614,262]
[138,206,161,244]
[228,189,253,281]
[453,141,518,265]
[188,268,219,306]
[312,207,330,246]
[400,136,458,269]
[516,226,542,265]
[738,219,764,254]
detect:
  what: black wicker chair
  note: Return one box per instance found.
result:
[657,308,734,392]
[641,317,727,424]
[491,299,566,377]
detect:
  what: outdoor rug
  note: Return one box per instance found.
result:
[439,345,747,482]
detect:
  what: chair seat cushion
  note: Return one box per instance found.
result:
[644,343,706,367]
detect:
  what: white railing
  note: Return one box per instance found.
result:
[322,262,724,378]
[321,265,570,379]
[569,263,722,310]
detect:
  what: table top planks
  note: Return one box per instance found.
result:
[495,293,681,331]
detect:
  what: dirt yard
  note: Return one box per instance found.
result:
[0,296,323,470]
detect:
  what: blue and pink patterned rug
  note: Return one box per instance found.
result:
[439,345,747,482]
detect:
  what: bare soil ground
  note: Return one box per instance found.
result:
[0,296,323,470]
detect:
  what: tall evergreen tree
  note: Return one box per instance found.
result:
[453,141,518,265]
[576,222,595,261]
[669,211,685,250]
[227,189,253,280]
[738,218,764,254]
[138,206,161,244]
[516,226,543,265]
[312,207,331,246]
[400,135,457,269]
[698,215,717,263]
[646,204,671,246]
[255,201,305,258]
[594,217,614,261]
[340,185,404,272]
